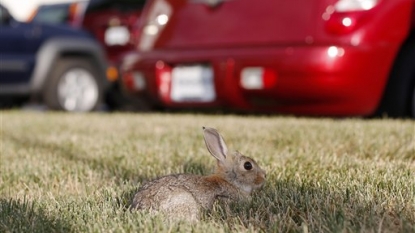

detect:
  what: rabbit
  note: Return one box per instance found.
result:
[130,127,266,221]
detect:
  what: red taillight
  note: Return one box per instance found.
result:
[240,67,277,90]
[155,61,172,101]
[263,68,278,89]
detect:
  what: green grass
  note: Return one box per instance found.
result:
[0,111,414,232]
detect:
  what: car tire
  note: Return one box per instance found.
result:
[43,58,103,112]
[376,35,415,118]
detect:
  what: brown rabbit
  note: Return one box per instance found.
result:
[131,127,266,221]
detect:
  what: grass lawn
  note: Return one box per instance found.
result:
[0,111,414,232]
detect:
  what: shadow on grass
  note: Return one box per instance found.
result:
[5,135,148,184]
[0,198,72,233]
[6,135,212,184]
[224,178,414,232]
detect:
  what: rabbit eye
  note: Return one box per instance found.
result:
[243,162,253,170]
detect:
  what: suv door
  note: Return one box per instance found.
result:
[0,5,41,87]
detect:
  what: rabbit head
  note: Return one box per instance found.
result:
[203,127,266,195]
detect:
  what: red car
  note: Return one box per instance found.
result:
[120,0,415,118]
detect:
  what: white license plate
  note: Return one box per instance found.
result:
[171,65,216,102]
[105,26,130,46]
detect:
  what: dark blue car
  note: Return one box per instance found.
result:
[0,4,108,112]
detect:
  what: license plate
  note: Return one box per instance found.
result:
[171,65,216,102]
[105,26,130,46]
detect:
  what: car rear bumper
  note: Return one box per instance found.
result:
[122,43,398,116]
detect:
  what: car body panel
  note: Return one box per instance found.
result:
[0,21,42,85]
[149,0,318,49]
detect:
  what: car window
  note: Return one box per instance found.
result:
[32,4,70,24]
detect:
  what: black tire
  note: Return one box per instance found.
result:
[43,58,104,112]
[376,35,415,118]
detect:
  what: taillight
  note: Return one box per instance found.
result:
[324,0,380,35]
[240,67,277,90]
[334,0,379,12]
[155,61,172,101]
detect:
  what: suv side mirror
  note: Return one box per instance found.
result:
[0,6,13,25]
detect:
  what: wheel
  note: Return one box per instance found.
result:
[43,58,103,112]
[376,35,415,118]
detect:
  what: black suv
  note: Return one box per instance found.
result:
[0,4,108,112]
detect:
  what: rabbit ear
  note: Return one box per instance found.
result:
[203,127,228,162]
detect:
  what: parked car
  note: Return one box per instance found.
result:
[0,4,109,112]
[120,0,415,118]
[29,0,147,110]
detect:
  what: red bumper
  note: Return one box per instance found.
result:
[122,43,398,116]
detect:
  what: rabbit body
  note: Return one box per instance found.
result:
[131,127,266,221]
[131,173,244,221]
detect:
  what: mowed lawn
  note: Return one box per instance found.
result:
[0,111,414,232]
